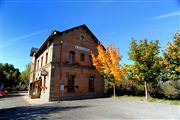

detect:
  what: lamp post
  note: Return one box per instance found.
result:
[59,40,64,102]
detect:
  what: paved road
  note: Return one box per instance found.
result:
[0,93,30,109]
[0,93,179,120]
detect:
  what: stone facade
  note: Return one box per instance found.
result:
[29,25,104,101]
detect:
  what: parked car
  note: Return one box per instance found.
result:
[0,89,5,96]
[0,83,8,96]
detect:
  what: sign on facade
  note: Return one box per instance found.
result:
[75,46,90,52]
[41,70,48,76]
[60,85,64,91]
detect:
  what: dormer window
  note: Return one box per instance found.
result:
[80,34,85,40]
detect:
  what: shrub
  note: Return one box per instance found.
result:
[160,80,180,100]
[116,80,144,96]
[104,79,114,97]
[147,83,161,98]
[105,78,180,100]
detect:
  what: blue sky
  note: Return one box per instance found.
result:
[0,0,179,72]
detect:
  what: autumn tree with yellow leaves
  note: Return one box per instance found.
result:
[162,32,180,81]
[128,39,162,99]
[92,44,126,97]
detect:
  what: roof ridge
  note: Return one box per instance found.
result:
[53,24,86,35]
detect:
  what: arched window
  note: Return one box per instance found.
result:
[69,51,75,64]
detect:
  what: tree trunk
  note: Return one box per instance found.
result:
[113,82,116,97]
[144,81,148,100]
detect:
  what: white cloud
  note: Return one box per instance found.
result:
[151,11,180,20]
[3,29,50,48]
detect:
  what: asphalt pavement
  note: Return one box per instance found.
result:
[0,93,179,120]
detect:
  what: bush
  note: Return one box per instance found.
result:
[104,79,114,97]
[147,83,161,98]
[160,80,180,100]
[104,79,180,100]
[113,80,144,96]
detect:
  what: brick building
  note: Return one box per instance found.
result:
[29,25,104,101]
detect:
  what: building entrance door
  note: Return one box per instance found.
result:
[31,80,42,98]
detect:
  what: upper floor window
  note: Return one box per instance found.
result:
[80,53,85,61]
[41,57,43,67]
[37,60,39,70]
[80,34,85,40]
[45,52,48,64]
[69,51,75,64]
[88,55,92,66]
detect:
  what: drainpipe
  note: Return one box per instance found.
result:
[59,40,64,102]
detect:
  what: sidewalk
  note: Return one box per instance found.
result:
[23,95,47,105]
[22,95,56,105]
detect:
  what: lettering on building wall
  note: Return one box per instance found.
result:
[75,46,90,52]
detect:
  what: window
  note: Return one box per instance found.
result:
[43,76,46,89]
[80,34,85,40]
[41,57,43,67]
[68,75,75,92]
[45,52,48,64]
[37,60,39,70]
[88,55,92,66]
[88,76,94,92]
[69,51,75,64]
[80,53,85,61]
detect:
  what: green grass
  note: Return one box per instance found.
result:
[113,95,180,105]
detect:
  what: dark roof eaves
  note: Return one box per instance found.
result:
[34,35,54,57]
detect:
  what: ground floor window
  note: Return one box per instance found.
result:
[68,75,75,92]
[88,76,94,92]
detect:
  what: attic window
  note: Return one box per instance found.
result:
[80,34,85,40]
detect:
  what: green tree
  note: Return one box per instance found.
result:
[20,63,31,86]
[0,63,20,88]
[128,39,162,99]
[162,32,180,81]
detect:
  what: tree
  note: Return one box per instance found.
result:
[162,32,180,81]
[128,39,162,99]
[20,63,31,86]
[92,44,126,97]
[0,63,20,88]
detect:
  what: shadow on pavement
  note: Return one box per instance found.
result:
[0,105,89,120]
[0,94,26,101]
[1,94,25,98]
